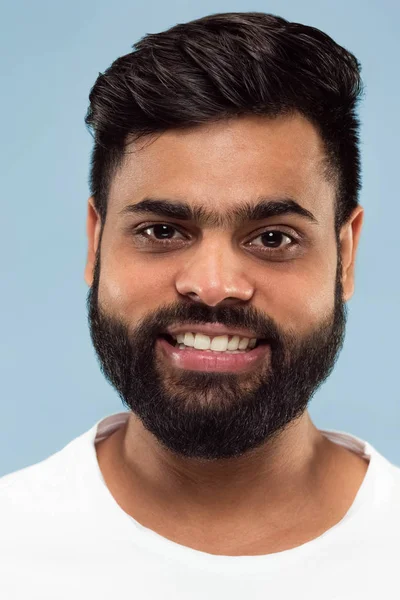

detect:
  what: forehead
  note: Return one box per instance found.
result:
[109,113,334,223]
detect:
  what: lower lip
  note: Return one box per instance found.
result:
[157,336,271,373]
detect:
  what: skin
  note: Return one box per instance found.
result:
[84,113,367,555]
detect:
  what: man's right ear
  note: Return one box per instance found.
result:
[84,197,102,287]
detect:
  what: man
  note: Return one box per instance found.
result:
[1,11,399,599]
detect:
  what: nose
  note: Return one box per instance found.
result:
[176,243,255,307]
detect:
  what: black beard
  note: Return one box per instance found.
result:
[87,244,347,461]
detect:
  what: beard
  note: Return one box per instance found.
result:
[87,239,347,461]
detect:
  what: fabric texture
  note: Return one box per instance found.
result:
[1,411,399,599]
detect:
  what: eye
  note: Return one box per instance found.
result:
[134,224,185,244]
[132,223,299,254]
[247,230,297,251]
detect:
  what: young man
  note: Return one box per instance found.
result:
[1,11,398,599]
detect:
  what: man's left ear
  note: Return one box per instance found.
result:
[340,206,364,302]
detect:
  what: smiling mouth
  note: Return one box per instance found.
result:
[156,333,271,373]
[159,333,268,350]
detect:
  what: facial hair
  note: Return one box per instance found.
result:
[87,238,347,461]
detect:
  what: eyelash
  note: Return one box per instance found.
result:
[132,223,300,254]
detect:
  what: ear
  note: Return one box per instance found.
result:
[339,206,364,302]
[84,197,102,287]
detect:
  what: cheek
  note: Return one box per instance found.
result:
[98,247,171,319]
[269,263,336,335]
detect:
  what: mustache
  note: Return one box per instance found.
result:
[139,304,280,344]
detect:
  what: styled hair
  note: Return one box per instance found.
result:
[84,12,364,235]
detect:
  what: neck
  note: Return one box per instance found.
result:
[96,411,369,555]
[120,411,327,520]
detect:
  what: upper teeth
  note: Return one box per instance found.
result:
[171,332,257,351]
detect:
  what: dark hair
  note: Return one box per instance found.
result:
[84,12,364,236]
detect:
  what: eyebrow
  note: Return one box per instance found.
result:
[119,196,318,228]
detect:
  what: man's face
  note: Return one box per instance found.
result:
[85,113,362,460]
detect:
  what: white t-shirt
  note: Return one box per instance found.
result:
[1,411,400,599]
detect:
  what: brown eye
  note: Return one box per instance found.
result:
[132,223,299,255]
[146,224,180,240]
[134,224,185,244]
[249,230,296,250]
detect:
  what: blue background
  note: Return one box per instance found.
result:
[1,0,399,475]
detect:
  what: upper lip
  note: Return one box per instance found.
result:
[164,323,261,339]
